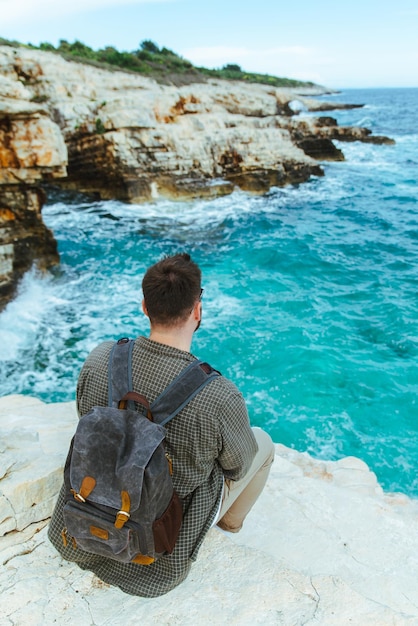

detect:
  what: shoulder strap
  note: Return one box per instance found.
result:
[108,337,134,408]
[108,338,220,424]
[152,360,220,426]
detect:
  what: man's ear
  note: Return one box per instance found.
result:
[193,301,202,333]
[194,301,202,320]
[142,299,149,317]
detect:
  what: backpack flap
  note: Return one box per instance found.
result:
[69,405,167,512]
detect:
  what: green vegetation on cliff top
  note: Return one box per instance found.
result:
[0,37,316,89]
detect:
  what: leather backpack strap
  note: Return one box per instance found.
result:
[151,360,221,426]
[118,391,153,420]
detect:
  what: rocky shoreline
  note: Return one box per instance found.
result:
[0,44,394,310]
[1,394,417,625]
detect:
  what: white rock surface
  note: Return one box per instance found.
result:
[1,394,417,625]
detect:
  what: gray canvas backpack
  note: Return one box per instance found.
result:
[61,338,219,565]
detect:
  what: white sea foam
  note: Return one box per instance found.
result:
[0,269,56,361]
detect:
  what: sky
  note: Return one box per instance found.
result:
[1,0,417,89]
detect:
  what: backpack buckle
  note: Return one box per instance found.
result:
[115,510,130,528]
[114,490,131,528]
[71,476,96,503]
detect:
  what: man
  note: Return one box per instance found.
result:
[48,253,274,597]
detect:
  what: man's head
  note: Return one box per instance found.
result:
[142,253,202,327]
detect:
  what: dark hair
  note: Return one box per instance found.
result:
[142,253,202,325]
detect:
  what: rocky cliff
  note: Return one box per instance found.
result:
[1,395,417,625]
[0,44,393,310]
[0,64,66,305]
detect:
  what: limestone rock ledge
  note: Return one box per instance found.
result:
[0,395,417,625]
[0,44,394,310]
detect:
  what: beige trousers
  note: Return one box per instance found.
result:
[216,427,275,532]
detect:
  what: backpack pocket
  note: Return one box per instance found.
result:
[63,500,145,563]
[152,491,183,554]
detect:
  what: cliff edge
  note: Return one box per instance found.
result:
[1,394,416,625]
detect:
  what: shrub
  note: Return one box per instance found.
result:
[39,42,56,51]
[222,63,242,72]
[139,40,160,54]
[95,118,106,134]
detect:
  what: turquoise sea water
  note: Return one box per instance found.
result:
[0,88,417,497]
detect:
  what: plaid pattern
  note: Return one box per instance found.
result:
[48,336,258,597]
